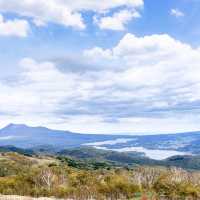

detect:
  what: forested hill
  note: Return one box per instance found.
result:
[1,145,200,170]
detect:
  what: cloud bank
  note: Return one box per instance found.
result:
[0,0,143,30]
[0,33,200,134]
[0,14,29,37]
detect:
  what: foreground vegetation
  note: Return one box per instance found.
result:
[0,152,200,200]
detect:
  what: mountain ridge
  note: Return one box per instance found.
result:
[1,123,200,136]
[0,123,200,157]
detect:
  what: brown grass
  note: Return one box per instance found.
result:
[0,196,66,200]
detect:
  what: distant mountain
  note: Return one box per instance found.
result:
[0,124,200,158]
[0,123,130,149]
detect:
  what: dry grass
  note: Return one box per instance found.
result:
[0,153,58,166]
[0,196,65,200]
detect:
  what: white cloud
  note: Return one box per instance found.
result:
[84,47,112,60]
[1,33,200,134]
[0,0,85,29]
[0,58,75,115]
[0,0,143,29]
[82,33,200,133]
[0,14,29,37]
[61,0,143,12]
[171,9,185,17]
[95,9,140,31]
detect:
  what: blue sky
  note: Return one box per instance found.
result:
[0,0,200,134]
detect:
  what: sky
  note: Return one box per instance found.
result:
[0,0,200,134]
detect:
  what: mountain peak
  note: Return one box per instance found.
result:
[3,123,29,130]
